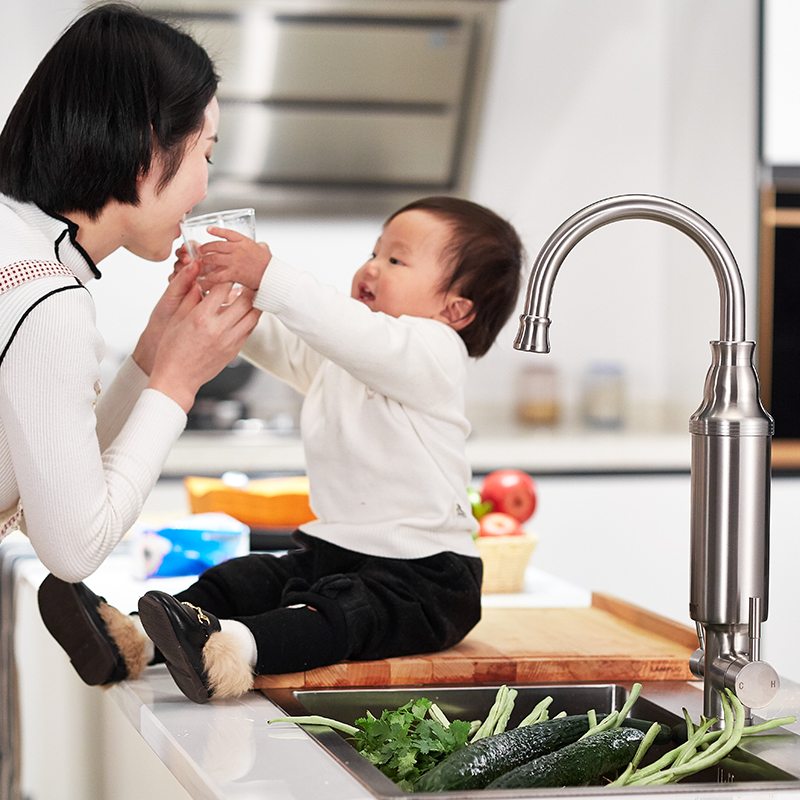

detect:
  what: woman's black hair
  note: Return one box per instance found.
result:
[387,197,524,358]
[0,2,218,218]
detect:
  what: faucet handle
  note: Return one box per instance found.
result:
[689,647,705,680]
[749,596,762,662]
[723,656,780,709]
[689,648,780,711]
[724,596,780,710]
[688,610,780,711]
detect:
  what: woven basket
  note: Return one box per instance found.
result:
[475,531,539,594]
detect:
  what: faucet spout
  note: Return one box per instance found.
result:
[515,194,778,724]
[514,194,745,351]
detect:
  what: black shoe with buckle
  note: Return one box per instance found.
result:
[137,591,221,704]
[38,574,134,685]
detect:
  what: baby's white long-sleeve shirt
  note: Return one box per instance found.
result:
[242,257,480,560]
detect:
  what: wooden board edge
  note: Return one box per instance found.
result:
[591,592,698,651]
[772,439,800,470]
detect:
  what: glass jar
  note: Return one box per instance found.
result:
[515,363,560,426]
[581,362,625,428]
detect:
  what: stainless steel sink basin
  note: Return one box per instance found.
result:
[263,682,799,797]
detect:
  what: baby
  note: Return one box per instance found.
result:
[39,196,524,703]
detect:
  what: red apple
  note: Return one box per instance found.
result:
[480,469,537,523]
[479,512,523,537]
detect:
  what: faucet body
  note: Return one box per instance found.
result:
[515,194,779,723]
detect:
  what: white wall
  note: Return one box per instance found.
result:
[0,1,83,119]
[763,0,800,164]
[0,0,761,432]
[467,0,759,430]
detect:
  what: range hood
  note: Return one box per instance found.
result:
[141,0,502,214]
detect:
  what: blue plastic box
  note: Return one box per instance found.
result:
[133,513,250,579]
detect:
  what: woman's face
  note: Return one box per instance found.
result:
[123,97,219,262]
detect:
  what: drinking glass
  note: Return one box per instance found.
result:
[180,207,256,269]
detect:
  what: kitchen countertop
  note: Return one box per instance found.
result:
[11,543,800,800]
[100,639,800,800]
[163,428,692,477]
[12,545,592,800]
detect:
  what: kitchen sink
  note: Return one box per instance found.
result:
[263,682,800,797]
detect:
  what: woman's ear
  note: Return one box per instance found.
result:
[439,296,475,332]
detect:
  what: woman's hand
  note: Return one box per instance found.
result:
[195,228,272,292]
[146,281,261,413]
[132,259,201,376]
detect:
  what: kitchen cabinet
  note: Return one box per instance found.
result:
[757,183,800,468]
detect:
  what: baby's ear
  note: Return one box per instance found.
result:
[439,296,475,331]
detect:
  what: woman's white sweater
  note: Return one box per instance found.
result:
[0,196,186,582]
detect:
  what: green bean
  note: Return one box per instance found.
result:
[604,687,796,790]
[582,710,619,738]
[672,717,716,768]
[625,716,715,783]
[682,707,695,739]
[267,715,360,736]
[471,685,517,741]
[608,762,635,787]
[493,688,518,734]
[518,696,553,727]
[584,683,641,741]
[631,721,662,768]
[704,714,796,741]
[617,683,642,724]
[608,721,662,786]
[470,686,504,741]
[428,703,450,728]
[664,693,745,781]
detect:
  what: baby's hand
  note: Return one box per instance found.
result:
[196,227,272,292]
[170,243,193,282]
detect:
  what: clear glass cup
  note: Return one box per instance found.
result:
[180,207,256,268]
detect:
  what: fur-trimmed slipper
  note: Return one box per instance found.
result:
[138,591,253,704]
[37,574,148,686]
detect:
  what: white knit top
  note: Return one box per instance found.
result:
[0,196,187,581]
[241,257,480,560]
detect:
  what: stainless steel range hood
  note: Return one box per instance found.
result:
[141,0,503,215]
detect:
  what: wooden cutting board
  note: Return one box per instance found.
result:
[254,593,697,690]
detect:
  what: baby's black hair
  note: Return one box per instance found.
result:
[387,197,524,357]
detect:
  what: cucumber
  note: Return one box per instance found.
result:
[487,727,645,790]
[413,714,593,793]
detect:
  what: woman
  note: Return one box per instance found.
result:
[0,3,259,586]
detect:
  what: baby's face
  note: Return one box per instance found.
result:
[351,209,454,320]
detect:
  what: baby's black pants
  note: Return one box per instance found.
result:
[175,532,483,675]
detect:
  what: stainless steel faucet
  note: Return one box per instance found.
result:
[514,194,780,724]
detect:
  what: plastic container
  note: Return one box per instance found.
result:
[132,513,250,579]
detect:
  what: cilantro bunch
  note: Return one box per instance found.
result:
[269,697,472,792]
[351,698,472,791]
